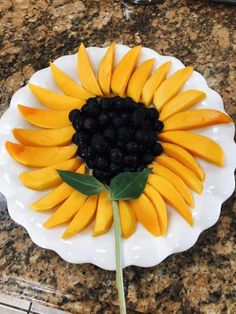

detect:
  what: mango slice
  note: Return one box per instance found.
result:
[77,43,103,96]
[19,158,81,191]
[162,142,205,181]
[13,126,74,147]
[153,67,193,110]
[44,188,87,228]
[119,200,136,239]
[28,83,85,110]
[18,105,71,129]
[98,42,115,96]
[144,184,168,235]
[141,61,172,106]
[30,163,85,211]
[159,131,224,167]
[155,156,203,194]
[111,45,142,97]
[93,191,113,237]
[163,109,232,131]
[50,63,94,99]
[151,163,194,207]
[148,174,193,226]
[127,58,155,102]
[129,193,161,236]
[62,195,99,238]
[160,90,206,121]
[6,142,77,168]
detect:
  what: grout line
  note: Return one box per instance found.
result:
[0,301,28,312]
[27,302,32,314]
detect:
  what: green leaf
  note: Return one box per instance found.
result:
[109,168,152,201]
[57,170,105,196]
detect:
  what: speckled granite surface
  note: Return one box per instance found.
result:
[0,0,235,313]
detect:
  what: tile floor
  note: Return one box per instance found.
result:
[0,293,69,314]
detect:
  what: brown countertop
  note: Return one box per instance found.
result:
[0,0,235,313]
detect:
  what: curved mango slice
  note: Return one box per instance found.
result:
[153,67,193,111]
[77,43,103,96]
[44,188,87,228]
[50,63,94,99]
[159,131,224,167]
[128,193,161,236]
[155,156,203,194]
[18,105,71,129]
[162,142,205,181]
[19,158,81,191]
[141,61,171,106]
[98,42,115,96]
[163,109,232,131]
[30,163,85,211]
[62,195,99,239]
[111,45,142,97]
[127,58,155,102]
[119,200,136,239]
[28,83,85,110]
[144,184,168,235]
[93,191,113,237]
[6,142,77,168]
[148,174,193,226]
[151,163,194,207]
[160,90,206,121]
[13,126,74,147]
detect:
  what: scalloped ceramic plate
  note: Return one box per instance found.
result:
[0,45,235,270]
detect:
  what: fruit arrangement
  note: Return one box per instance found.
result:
[5,43,232,240]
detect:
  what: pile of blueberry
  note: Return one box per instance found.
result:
[69,96,163,184]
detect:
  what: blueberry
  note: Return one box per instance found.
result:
[137,102,146,109]
[124,155,138,166]
[91,134,108,153]
[72,132,89,147]
[135,130,148,144]
[98,113,109,127]
[73,116,84,131]
[84,117,97,130]
[125,141,139,153]
[110,163,120,174]
[117,127,130,141]
[147,132,157,146]
[69,109,81,122]
[143,154,154,165]
[152,143,163,156]
[136,164,146,171]
[86,159,94,169]
[110,148,123,164]
[108,112,116,119]
[77,147,87,159]
[120,112,129,123]
[113,117,124,128]
[94,156,109,170]
[82,102,100,117]
[93,168,108,181]
[154,120,164,132]
[103,128,116,142]
[116,141,124,148]
[131,111,144,128]
[147,107,159,120]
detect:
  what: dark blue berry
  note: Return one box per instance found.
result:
[94,156,109,170]
[125,141,139,153]
[69,109,80,122]
[86,159,94,169]
[110,163,120,174]
[154,120,164,132]
[103,128,116,142]
[148,107,159,120]
[84,117,97,131]
[73,116,84,131]
[152,143,163,156]
[143,154,154,165]
[113,117,124,128]
[91,134,108,153]
[98,113,109,127]
[135,130,148,144]
[124,155,138,166]
[117,127,130,141]
[110,148,123,164]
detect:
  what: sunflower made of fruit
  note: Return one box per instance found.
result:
[6,43,232,239]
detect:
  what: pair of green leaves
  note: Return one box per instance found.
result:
[57,167,152,200]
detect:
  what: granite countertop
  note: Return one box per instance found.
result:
[0,0,235,313]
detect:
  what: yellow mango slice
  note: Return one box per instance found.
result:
[18,105,71,129]
[93,191,113,236]
[150,163,194,207]
[19,158,81,191]
[119,200,136,239]
[30,163,85,211]
[159,131,224,167]
[153,67,193,110]
[127,58,155,102]
[129,193,161,236]
[62,195,99,238]
[111,45,142,97]
[28,83,85,110]
[155,156,203,194]
[163,109,232,131]
[98,42,115,96]
[162,142,205,181]
[148,174,193,226]
[6,142,77,168]
[160,90,206,121]
[44,188,87,228]
[50,63,94,99]
[77,43,103,96]
[144,184,168,235]
[141,61,172,106]
[13,126,74,147]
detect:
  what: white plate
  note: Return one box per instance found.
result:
[0,45,235,270]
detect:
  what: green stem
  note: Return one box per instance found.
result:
[112,200,127,314]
